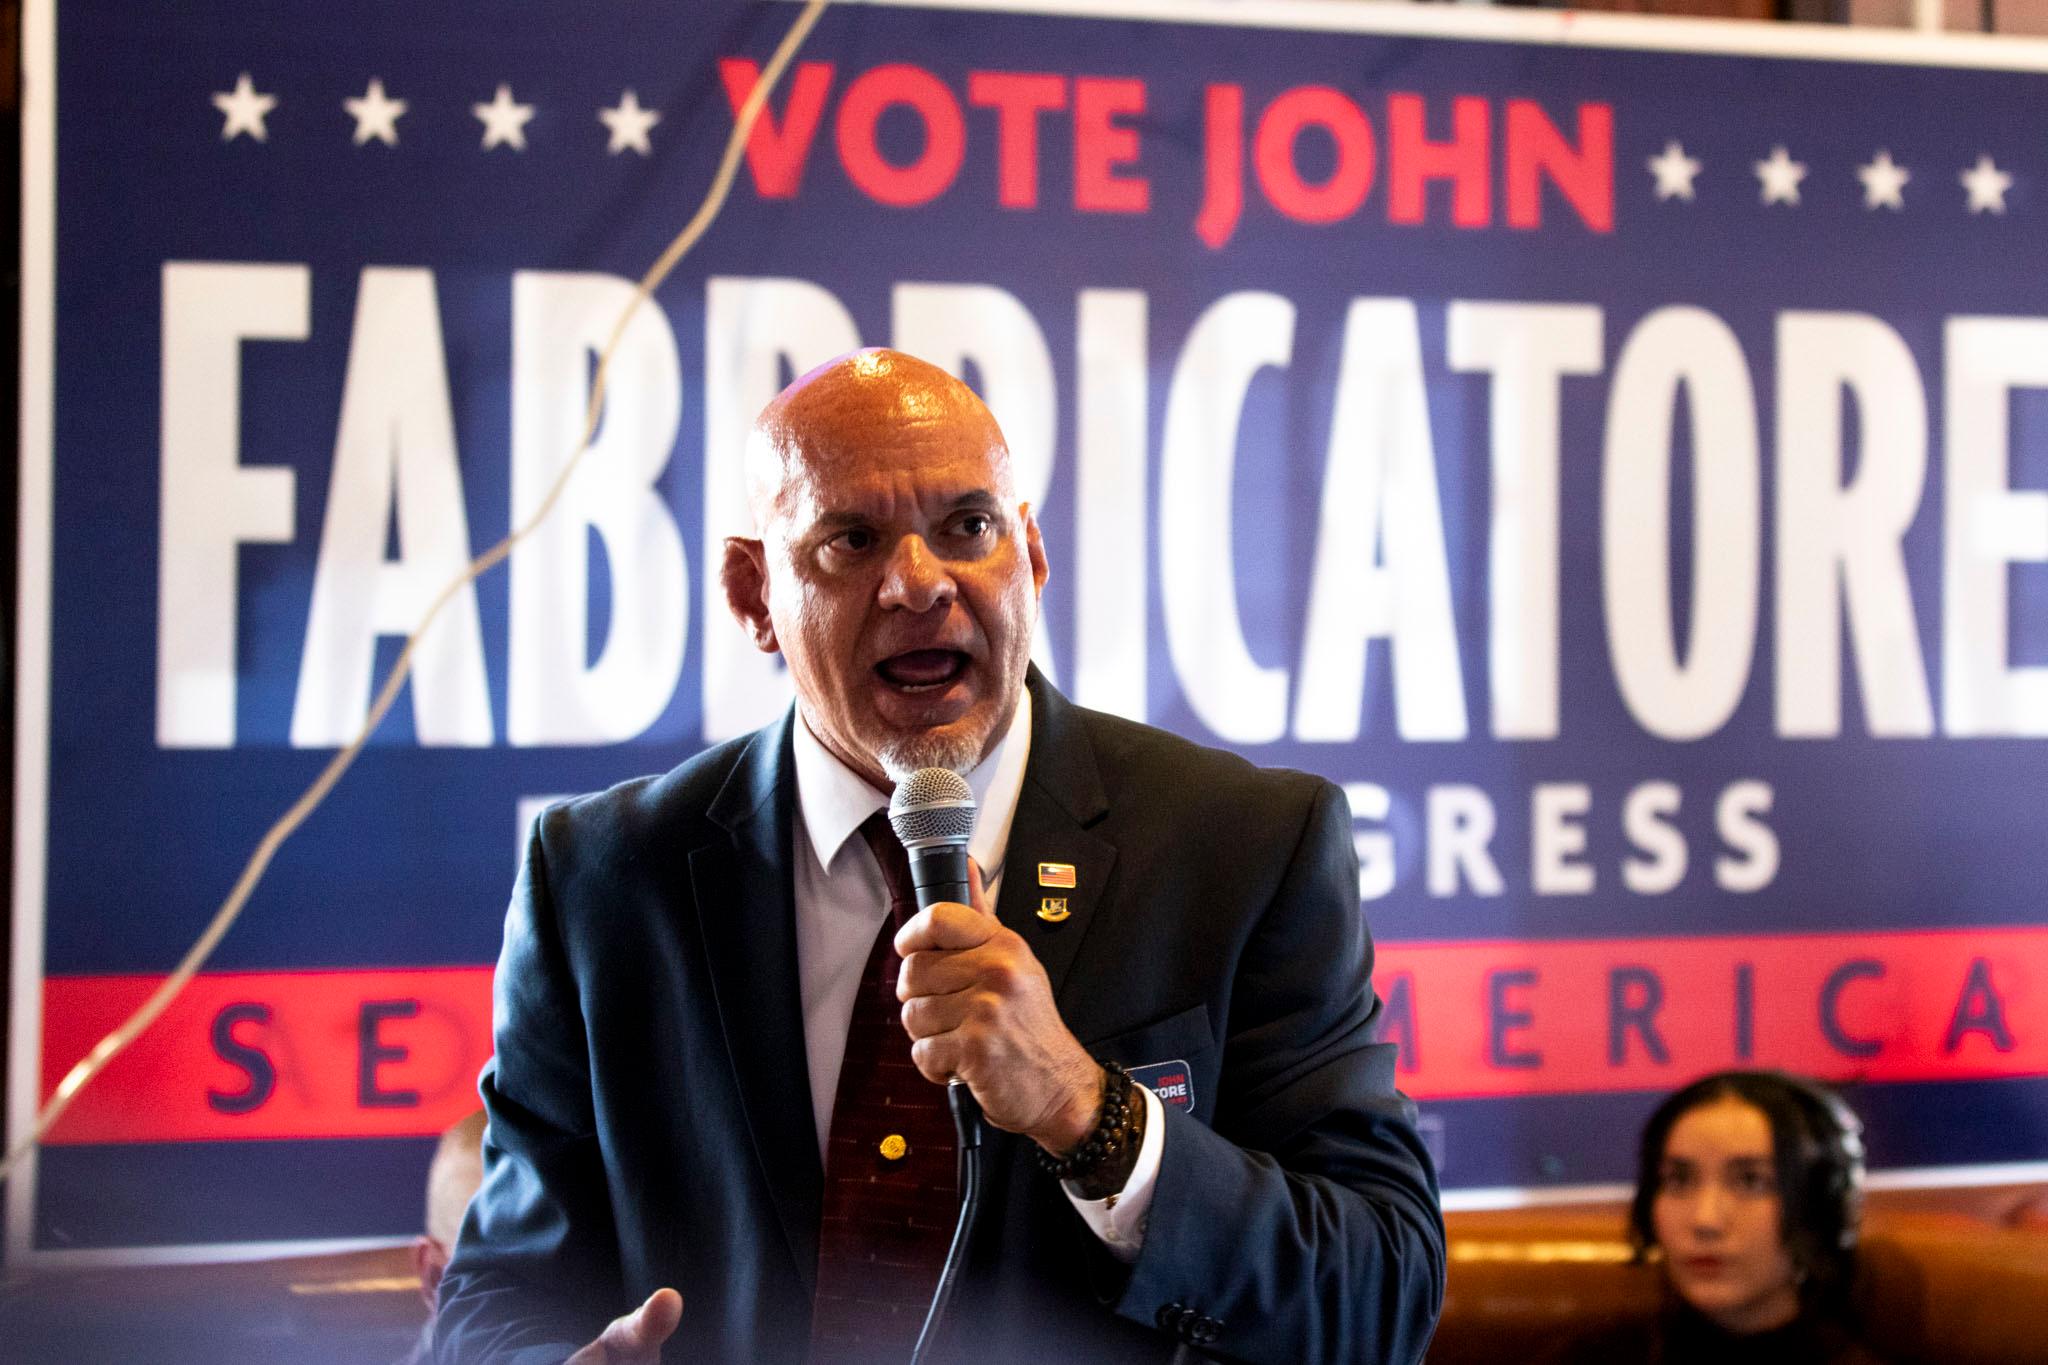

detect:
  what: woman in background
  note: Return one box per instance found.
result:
[1553,1070,1891,1364]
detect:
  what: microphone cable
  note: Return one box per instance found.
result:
[910,1081,984,1365]
[889,766,988,1365]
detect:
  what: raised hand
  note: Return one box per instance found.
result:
[563,1288,683,1365]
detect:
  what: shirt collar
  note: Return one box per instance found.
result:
[792,688,1034,884]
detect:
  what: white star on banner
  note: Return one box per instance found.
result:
[1754,145,1807,206]
[1960,154,2013,214]
[212,72,278,143]
[474,84,536,151]
[1857,150,1910,211]
[599,89,661,156]
[1647,141,1702,202]
[344,78,407,147]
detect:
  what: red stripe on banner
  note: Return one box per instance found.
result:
[33,927,2046,1141]
[1375,927,2047,1100]
[40,968,493,1144]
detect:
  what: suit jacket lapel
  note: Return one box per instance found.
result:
[995,672,1117,1002]
[687,680,1112,1294]
[692,712,823,1294]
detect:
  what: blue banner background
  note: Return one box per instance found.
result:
[20,0,2048,1250]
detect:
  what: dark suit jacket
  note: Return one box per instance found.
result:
[436,673,1444,1364]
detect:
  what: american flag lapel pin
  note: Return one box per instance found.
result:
[1037,863,1076,922]
[1038,862,1076,888]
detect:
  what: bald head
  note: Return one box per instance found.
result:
[743,348,1013,536]
[414,1108,488,1313]
[720,346,1048,788]
[425,1109,487,1246]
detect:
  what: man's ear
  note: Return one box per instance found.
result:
[1020,504,1050,598]
[413,1234,448,1312]
[720,536,780,653]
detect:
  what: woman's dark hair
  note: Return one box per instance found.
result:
[1627,1070,1866,1310]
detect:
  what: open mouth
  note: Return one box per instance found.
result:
[874,649,970,693]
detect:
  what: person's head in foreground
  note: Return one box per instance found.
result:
[722,346,1048,790]
[415,1109,487,1312]
[1630,1070,1866,1335]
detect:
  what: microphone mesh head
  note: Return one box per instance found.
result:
[889,767,977,849]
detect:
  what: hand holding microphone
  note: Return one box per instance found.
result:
[888,769,1102,1155]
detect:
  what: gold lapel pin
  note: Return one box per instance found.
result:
[1037,897,1071,923]
[1038,862,1076,889]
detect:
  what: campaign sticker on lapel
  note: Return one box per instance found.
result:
[1037,897,1070,923]
[1129,1060,1193,1112]
[1038,862,1077,888]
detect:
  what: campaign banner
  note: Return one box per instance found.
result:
[13,0,2048,1258]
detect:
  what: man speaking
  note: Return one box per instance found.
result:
[435,350,1444,1364]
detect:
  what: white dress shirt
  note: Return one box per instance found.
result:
[789,692,1163,1262]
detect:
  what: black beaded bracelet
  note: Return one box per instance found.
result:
[1037,1061,1136,1183]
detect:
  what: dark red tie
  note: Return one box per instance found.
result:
[808,814,960,1365]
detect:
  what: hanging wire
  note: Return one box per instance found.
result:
[1,0,835,1188]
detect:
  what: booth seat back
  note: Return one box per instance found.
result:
[1429,1203,2048,1365]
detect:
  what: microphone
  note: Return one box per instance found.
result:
[887,766,977,911]
[887,769,983,1143]
[890,767,984,1365]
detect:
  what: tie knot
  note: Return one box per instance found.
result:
[856,812,915,920]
